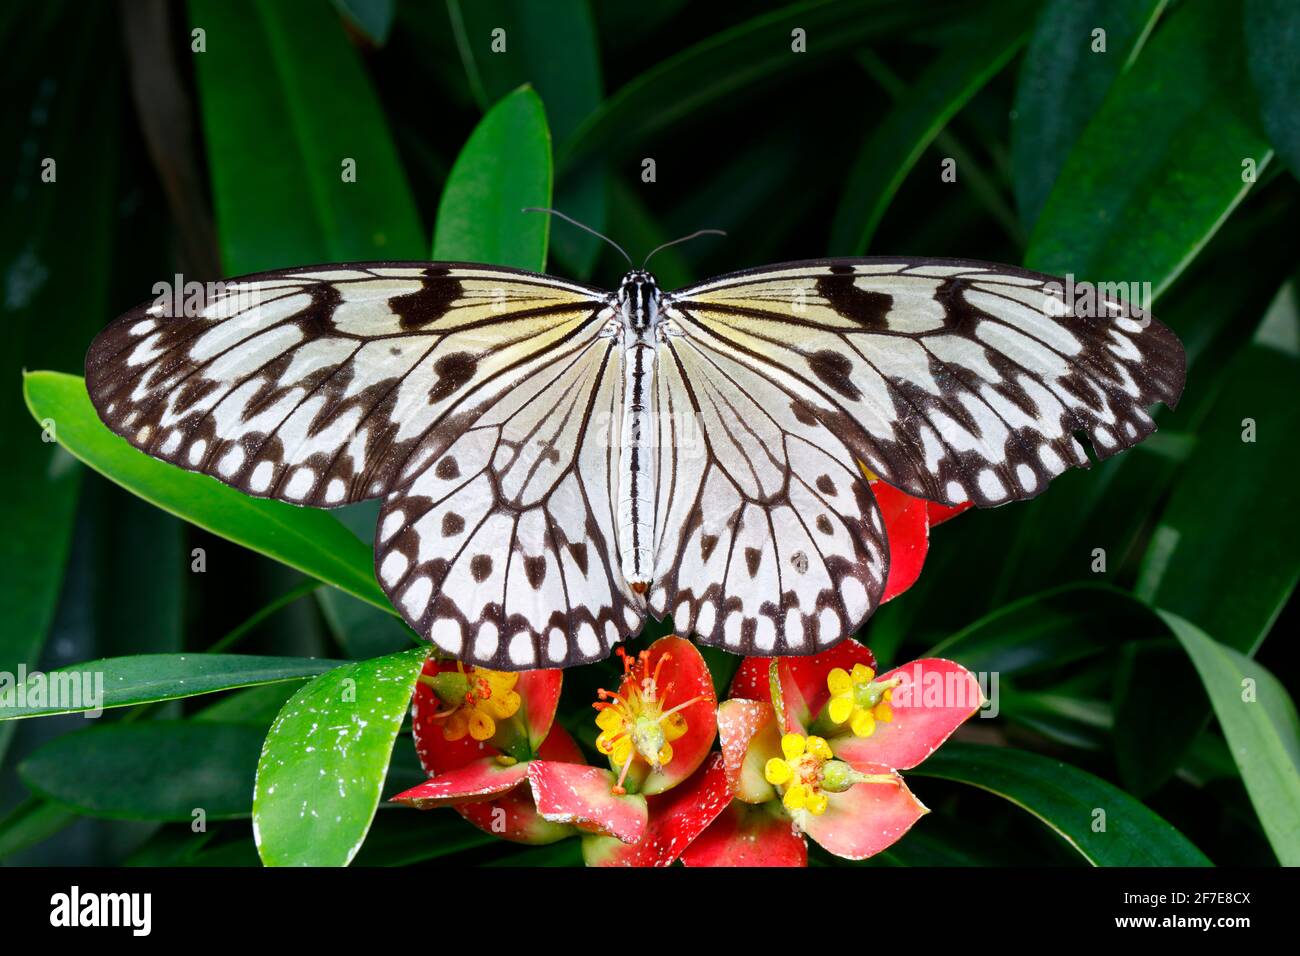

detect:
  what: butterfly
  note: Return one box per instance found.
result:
[84,216,1185,671]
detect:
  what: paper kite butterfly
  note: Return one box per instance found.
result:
[84,217,1185,670]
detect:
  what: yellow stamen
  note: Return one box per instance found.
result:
[784,784,808,811]
[765,757,793,786]
[781,733,806,761]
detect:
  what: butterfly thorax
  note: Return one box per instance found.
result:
[614,270,663,598]
[615,269,661,338]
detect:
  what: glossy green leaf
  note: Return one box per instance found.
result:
[830,5,1031,254]
[433,86,552,270]
[19,722,265,821]
[189,0,424,272]
[22,371,392,614]
[559,0,964,170]
[1025,0,1272,297]
[253,646,428,866]
[0,654,344,720]
[912,742,1212,866]
[1161,611,1300,865]
[1011,0,1166,228]
[1245,0,1300,175]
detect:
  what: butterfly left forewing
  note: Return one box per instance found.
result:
[86,263,606,506]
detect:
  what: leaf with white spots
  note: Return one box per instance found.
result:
[253,646,428,866]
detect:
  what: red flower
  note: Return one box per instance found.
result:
[393,659,647,844]
[393,637,718,849]
[685,638,982,865]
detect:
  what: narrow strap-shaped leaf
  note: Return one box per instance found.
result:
[911,742,1212,866]
[1011,0,1167,229]
[189,0,424,272]
[830,3,1031,254]
[0,654,345,720]
[22,371,391,613]
[1160,611,1300,866]
[1025,0,1272,296]
[19,722,266,821]
[253,646,428,866]
[559,0,964,170]
[1244,0,1300,176]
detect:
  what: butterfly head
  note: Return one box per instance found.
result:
[616,270,661,334]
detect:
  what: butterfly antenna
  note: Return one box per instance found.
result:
[642,229,726,270]
[522,207,633,268]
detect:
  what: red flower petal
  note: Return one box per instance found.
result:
[455,785,575,845]
[731,640,878,732]
[798,770,927,860]
[527,761,648,844]
[411,661,562,775]
[680,801,807,867]
[452,724,584,845]
[927,500,973,526]
[583,754,732,866]
[517,668,563,752]
[717,698,781,804]
[391,757,528,809]
[830,658,983,771]
[872,482,930,603]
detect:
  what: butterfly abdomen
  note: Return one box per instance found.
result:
[618,338,657,596]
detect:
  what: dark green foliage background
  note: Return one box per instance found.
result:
[1,0,1297,867]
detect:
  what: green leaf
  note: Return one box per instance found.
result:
[0,654,344,720]
[253,646,428,866]
[1245,0,1300,175]
[1024,0,1272,297]
[1136,282,1300,653]
[189,0,424,272]
[912,742,1212,865]
[1011,0,1167,228]
[1160,611,1300,865]
[22,371,392,614]
[432,85,553,270]
[19,722,265,821]
[830,5,1031,254]
[559,0,964,170]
